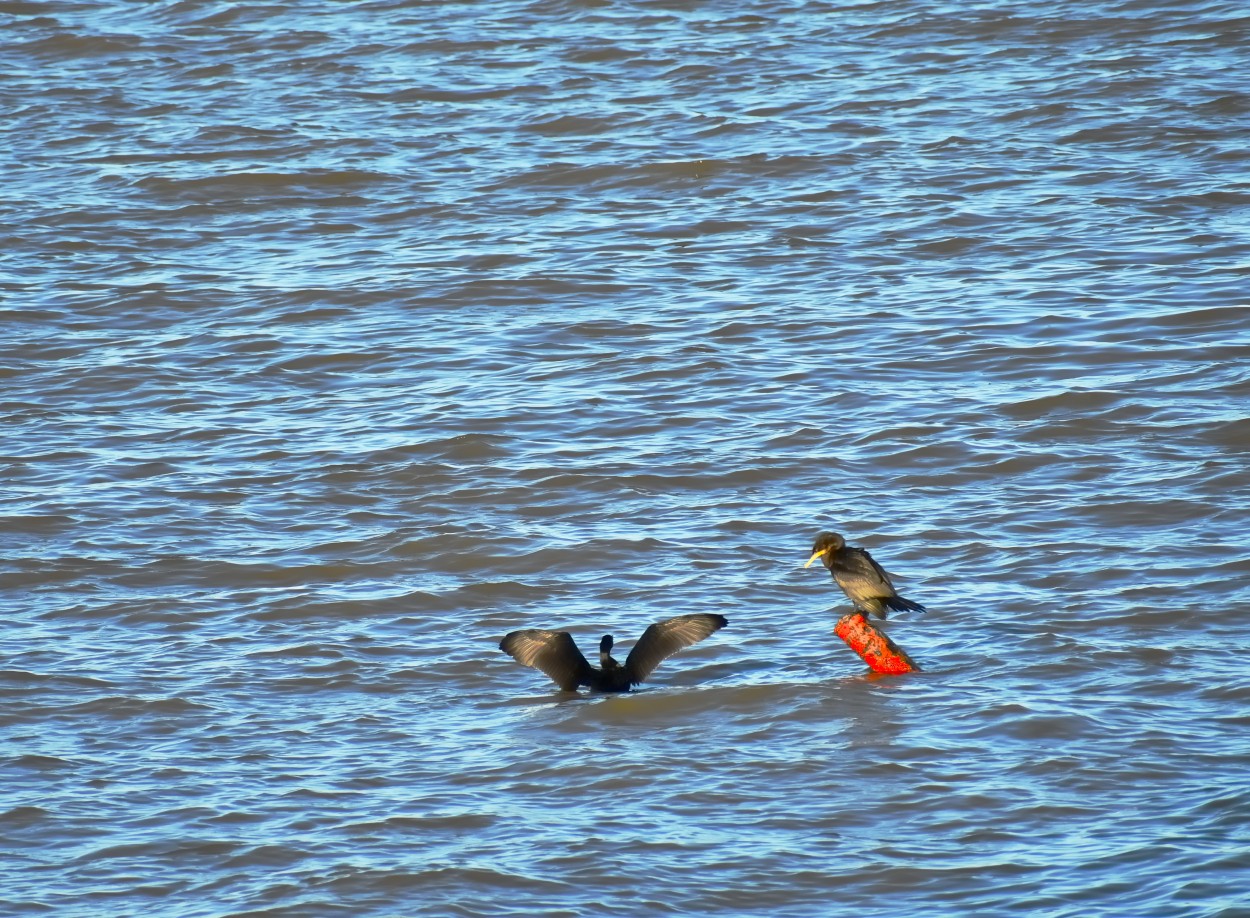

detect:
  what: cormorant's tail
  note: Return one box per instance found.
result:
[885,595,926,615]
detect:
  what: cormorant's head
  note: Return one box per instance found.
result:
[599,635,614,654]
[805,531,846,568]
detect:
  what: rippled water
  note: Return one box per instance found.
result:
[4,1,1250,915]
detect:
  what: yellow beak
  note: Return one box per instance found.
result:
[804,549,828,569]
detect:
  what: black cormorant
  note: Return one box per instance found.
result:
[499,612,727,692]
[805,531,926,619]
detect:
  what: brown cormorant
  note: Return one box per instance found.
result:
[499,613,727,692]
[805,531,926,619]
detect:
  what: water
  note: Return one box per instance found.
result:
[3,1,1249,915]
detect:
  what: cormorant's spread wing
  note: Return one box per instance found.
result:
[624,613,727,685]
[499,630,592,691]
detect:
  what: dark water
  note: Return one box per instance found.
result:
[4,1,1250,915]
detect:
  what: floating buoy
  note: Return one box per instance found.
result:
[835,611,921,674]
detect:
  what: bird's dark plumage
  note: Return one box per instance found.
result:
[499,613,728,692]
[805,530,926,619]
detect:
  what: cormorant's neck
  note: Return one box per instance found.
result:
[599,635,617,670]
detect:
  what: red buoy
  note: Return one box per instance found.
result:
[835,611,921,674]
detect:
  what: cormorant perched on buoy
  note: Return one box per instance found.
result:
[805,531,926,619]
[499,613,727,692]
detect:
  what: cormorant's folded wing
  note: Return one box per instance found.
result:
[845,546,896,590]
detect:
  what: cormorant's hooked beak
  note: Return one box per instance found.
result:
[804,549,828,569]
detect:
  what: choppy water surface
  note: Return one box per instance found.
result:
[3,1,1250,915]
